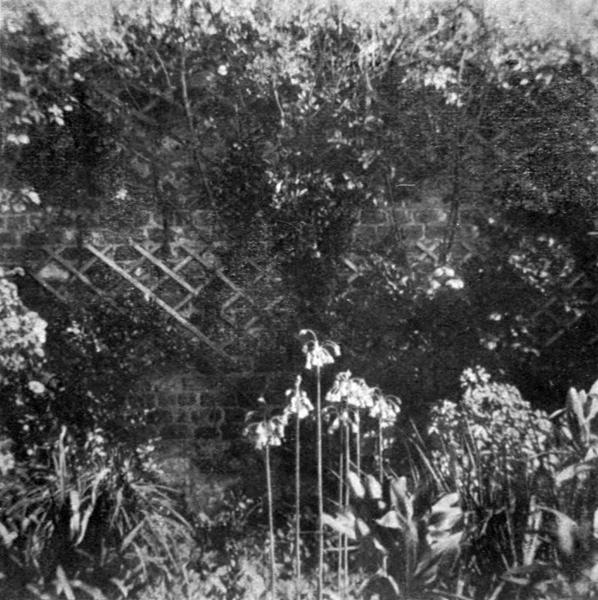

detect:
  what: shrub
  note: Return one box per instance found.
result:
[0,276,193,599]
[0,428,191,600]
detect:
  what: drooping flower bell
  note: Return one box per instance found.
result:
[300,329,340,370]
[284,376,314,420]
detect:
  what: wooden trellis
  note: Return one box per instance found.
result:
[29,235,598,358]
[30,240,282,362]
[527,271,598,347]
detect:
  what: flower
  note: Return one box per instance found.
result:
[369,392,401,426]
[326,371,373,409]
[27,380,45,395]
[284,377,314,420]
[300,329,340,370]
[244,404,288,450]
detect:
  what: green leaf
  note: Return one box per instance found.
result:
[347,471,366,499]
[365,474,383,500]
[376,510,404,530]
[120,519,146,552]
[539,506,578,556]
[389,476,413,520]
[0,522,17,548]
[322,511,356,540]
[567,388,585,426]
[55,565,76,600]
[360,573,400,600]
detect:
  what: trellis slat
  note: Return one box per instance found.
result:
[84,243,233,361]
[130,241,197,295]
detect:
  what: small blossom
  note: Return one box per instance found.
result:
[27,380,45,395]
[369,392,401,426]
[284,377,314,420]
[244,406,288,451]
[300,329,340,370]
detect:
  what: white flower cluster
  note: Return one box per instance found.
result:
[429,369,556,492]
[427,266,465,297]
[0,277,47,379]
[325,370,401,434]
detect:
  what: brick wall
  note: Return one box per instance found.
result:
[0,175,479,270]
[0,178,480,508]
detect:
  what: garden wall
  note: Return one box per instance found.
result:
[0,179,480,506]
[0,176,478,270]
[0,176,481,437]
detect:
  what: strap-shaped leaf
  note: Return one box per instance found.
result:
[322,511,356,540]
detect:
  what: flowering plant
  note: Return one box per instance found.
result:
[300,329,340,371]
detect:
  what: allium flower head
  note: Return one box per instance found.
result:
[284,377,314,420]
[244,403,288,450]
[369,391,401,425]
[300,329,340,370]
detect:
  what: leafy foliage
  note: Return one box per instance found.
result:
[0,276,193,599]
[0,428,191,600]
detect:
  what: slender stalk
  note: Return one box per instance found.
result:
[378,417,384,482]
[295,412,301,600]
[356,412,361,474]
[337,424,344,594]
[316,365,324,600]
[266,443,276,600]
[344,420,350,596]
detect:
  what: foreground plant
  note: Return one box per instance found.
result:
[244,397,287,600]
[283,375,314,599]
[0,427,191,600]
[499,381,598,599]
[300,329,340,600]
[324,470,463,599]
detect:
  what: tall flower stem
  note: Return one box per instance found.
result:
[295,411,301,600]
[316,364,324,600]
[337,424,344,594]
[378,417,384,482]
[266,443,276,600]
[344,421,350,595]
[356,412,361,474]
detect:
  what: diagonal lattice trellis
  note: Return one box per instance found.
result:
[29,240,282,363]
[29,236,598,358]
[526,271,598,347]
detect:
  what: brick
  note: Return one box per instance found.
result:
[425,223,448,238]
[22,231,48,246]
[359,208,389,225]
[160,424,191,439]
[373,224,392,241]
[6,214,29,229]
[148,409,173,425]
[114,244,138,261]
[22,248,44,262]
[101,229,127,244]
[0,231,17,245]
[171,210,192,227]
[352,224,378,244]
[413,208,448,224]
[401,224,424,241]
[0,248,23,264]
[179,392,200,406]
[391,208,413,225]
[28,214,44,229]
[130,210,153,228]
[148,227,165,243]
[177,410,190,423]
[191,210,216,228]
